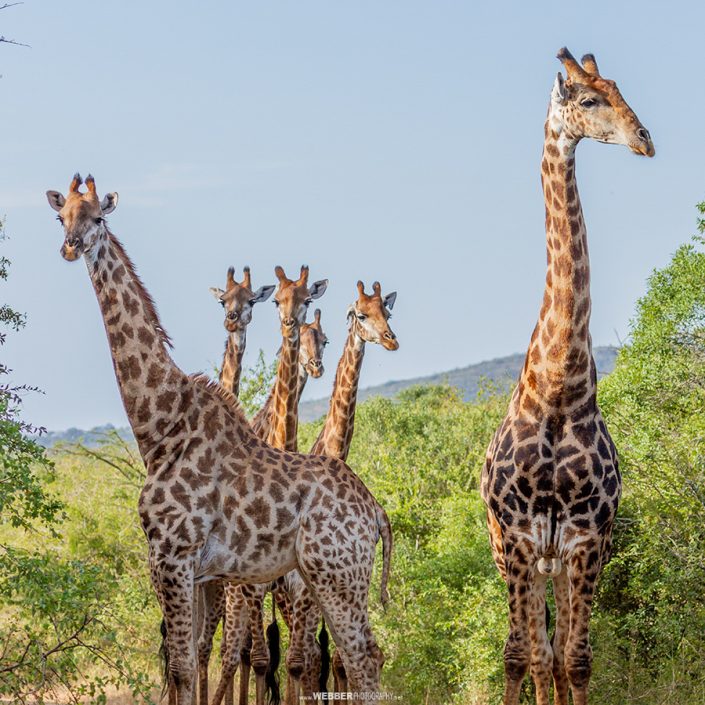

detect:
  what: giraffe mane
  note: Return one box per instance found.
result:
[189,373,251,426]
[107,231,174,349]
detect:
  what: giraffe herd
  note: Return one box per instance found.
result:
[46,48,654,705]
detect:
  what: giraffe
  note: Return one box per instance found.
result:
[209,282,330,705]
[46,175,392,705]
[210,265,275,397]
[480,49,654,705]
[194,266,274,705]
[202,307,329,705]
[301,280,398,696]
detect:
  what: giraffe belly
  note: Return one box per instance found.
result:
[195,529,299,585]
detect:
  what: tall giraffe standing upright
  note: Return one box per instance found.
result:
[210,266,275,396]
[195,266,274,705]
[301,280,399,695]
[209,267,328,705]
[203,307,329,705]
[262,281,398,703]
[46,175,391,705]
[481,50,654,705]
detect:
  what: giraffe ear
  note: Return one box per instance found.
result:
[308,279,328,300]
[346,305,356,324]
[100,192,118,214]
[209,287,225,301]
[46,191,65,212]
[552,72,567,104]
[251,285,275,304]
[383,291,397,310]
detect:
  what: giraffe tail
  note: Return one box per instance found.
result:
[318,620,331,693]
[537,557,562,577]
[158,618,170,699]
[376,503,393,607]
[265,597,281,705]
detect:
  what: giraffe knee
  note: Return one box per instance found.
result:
[565,649,592,687]
[504,641,530,682]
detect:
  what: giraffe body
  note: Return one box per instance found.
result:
[480,49,654,705]
[47,179,389,705]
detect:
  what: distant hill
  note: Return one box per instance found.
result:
[35,424,133,448]
[37,347,619,444]
[298,345,619,422]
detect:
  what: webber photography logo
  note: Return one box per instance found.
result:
[305,693,401,701]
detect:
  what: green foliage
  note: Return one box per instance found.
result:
[594,222,705,704]
[0,225,158,703]
[237,349,277,418]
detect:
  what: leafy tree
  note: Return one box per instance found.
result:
[0,222,157,703]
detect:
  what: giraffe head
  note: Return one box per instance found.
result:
[348,281,398,351]
[272,265,328,339]
[209,266,275,333]
[46,173,119,261]
[300,308,328,379]
[551,48,655,157]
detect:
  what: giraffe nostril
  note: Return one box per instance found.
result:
[637,127,651,143]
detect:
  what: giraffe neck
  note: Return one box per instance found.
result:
[310,326,365,461]
[267,330,301,451]
[296,362,311,403]
[84,230,185,451]
[519,112,596,412]
[249,356,308,442]
[219,331,246,397]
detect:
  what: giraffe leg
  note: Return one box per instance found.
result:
[238,654,251,705]
[564,551,600,705]
[296,564,381,696]
[551,568,571,705]
[219,616,234,705]
[331,649,347,693]
[501,542,533,705]
[152,560,197,705]
[240,584,269,705]
[211,584,249,705]
[287,583,322,701]
[528,571,552,705]
[198,581,225,705]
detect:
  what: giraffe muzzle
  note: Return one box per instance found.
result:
[60,237,83,261]
[631,126,655,157]
[382,331,399,351]
[307,360,324,378]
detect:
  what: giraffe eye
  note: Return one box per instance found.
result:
[356,313,367,321]
[94,217,104,225]
[273,300,280,308]
[323,340,329,347]
[304,298,313,306]
[219,300,226,308]
[56,215,64,225]
[580,98,597,108]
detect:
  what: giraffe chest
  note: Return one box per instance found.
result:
[482,410,621,537]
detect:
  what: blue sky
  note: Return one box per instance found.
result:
[1,1,703,430]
